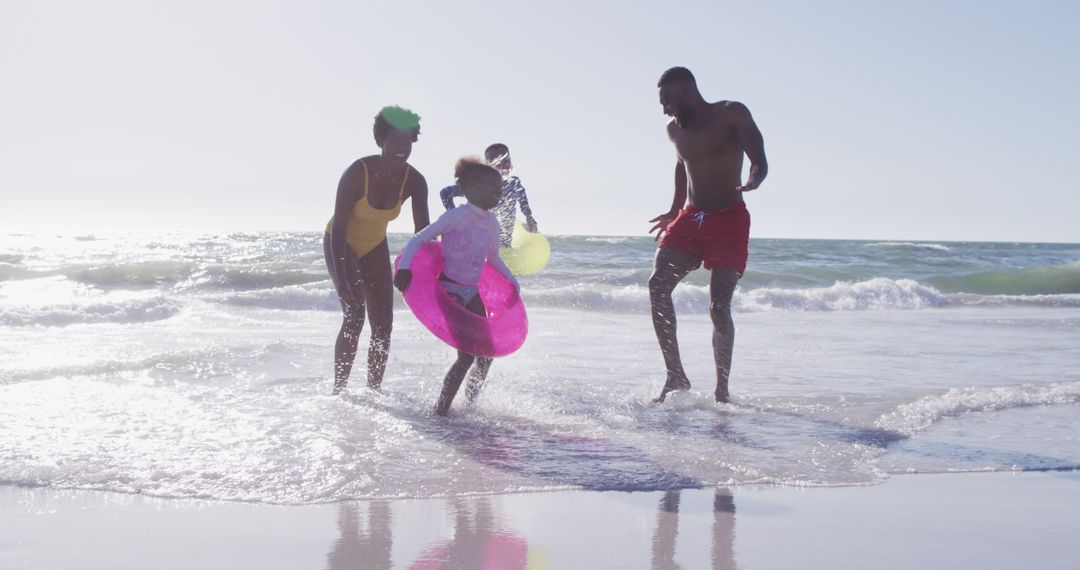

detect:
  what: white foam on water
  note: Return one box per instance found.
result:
[875,380,1080,436]
[865,241,952,252]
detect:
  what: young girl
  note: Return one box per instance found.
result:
[394,157,520,416]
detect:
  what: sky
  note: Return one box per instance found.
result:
[1,0,1078,242]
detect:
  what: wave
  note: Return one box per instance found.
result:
[181,267,327,291]
[524,283,710,313]
[949,292,1080,308]
[865,241,951,252]
[0,264,37,281]
[218,285,340,311]
[929,263,1080,295]
[68,260,198,287]
[525,278,951,313]
[875,380,1080,436]
[62,261,327,291]
[739,278,949,311]
[0,296,182,326]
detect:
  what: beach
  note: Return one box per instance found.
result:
[4,471,1079,569]
[2,231,1079,567]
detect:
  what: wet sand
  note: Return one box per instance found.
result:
[3,470,1078,569]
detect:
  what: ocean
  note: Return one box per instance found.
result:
[2,231,1078,504]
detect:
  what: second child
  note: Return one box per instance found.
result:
[395,157,520,416]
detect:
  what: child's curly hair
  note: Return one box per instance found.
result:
[454,156,500,183]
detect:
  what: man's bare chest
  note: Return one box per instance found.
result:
[672,122,741,161]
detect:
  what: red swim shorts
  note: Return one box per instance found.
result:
[658,202,751,274]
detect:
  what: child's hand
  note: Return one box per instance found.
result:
[393,269,412,293]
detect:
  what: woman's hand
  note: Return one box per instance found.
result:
[393,268,412,293]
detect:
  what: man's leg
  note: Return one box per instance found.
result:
[649,247,702,402]
[709,268,740,402]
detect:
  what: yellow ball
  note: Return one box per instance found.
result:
[499,222,550,275]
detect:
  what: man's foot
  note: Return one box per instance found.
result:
[652,373,691,404]
[714,389,730,404]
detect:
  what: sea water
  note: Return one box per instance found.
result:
[1,231,1078,503]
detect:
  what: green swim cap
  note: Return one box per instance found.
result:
[380,105,421,131]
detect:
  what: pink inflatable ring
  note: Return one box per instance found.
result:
[394,241,528,357]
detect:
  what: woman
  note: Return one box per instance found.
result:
[325,106,429,394]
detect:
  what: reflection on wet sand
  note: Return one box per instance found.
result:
[326,489,734,568]
[328,497,547,569]
[327,501,392,570]
[409,498,533,569]
[652,488,737,570]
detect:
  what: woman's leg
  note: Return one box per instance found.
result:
[356,240,395,389]
[324,234,366,394]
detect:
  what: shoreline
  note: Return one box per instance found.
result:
[3,466,1079,507]
[4,470,1078,569]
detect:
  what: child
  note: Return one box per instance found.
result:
[439,143,539,247]
[395,157,520,416]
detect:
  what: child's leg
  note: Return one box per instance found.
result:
[461,293,493,403]
[435,350,475,416]
[465,357,493,403]
[436,291,490,415]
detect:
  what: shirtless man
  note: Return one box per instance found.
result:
[648,67,768,403]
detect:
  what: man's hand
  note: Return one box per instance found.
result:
[525,217,538,233]
[735,164,765,192]
[735,180,761,192]
[393,269,412,293]
[648,211,678,241]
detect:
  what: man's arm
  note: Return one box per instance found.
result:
[488,238,520,293]
[439,185,463,211]
[649,160,687,240]
[731,102,768,192]
[409,172,431,233]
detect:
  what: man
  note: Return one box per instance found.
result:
[439,143,539,247]
[648,67,767,403]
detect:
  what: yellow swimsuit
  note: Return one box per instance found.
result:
[327,160,410,258]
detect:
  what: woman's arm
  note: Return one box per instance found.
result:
[408,170,431,233]
[329,160,364,303]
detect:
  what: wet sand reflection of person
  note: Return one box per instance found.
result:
[408,498,531,569]
[326,501,392,570]
[651,488,737,570]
